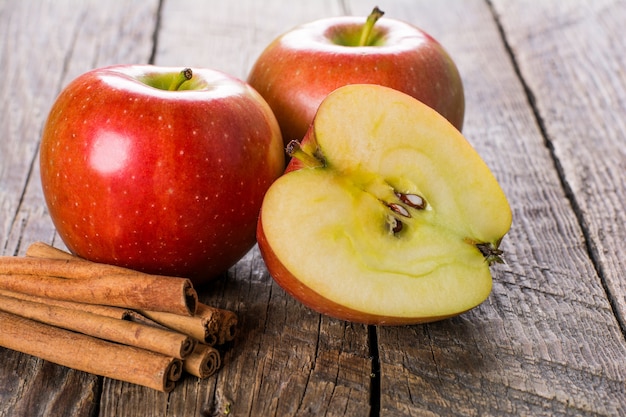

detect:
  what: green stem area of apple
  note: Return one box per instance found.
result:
[358,6,385,47]
[168,68,193,91]
[286,140,325,168]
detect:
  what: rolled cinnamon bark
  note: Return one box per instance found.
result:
[0,273,197,316]
[0,310,182,392]
[0,256,133,279]
[0,288,130,319]
[196,303,238,345]
[24,242,236,343]
[0,293,196,359]
[25,241,80,261]
[137,308,220,346]
[183,343,221,378]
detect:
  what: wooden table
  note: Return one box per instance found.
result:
[1,1,625,415]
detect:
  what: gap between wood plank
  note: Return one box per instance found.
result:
[368,325,380,417]
[149,0,165,65]
[484,0,626,340]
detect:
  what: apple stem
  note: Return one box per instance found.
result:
[286,140,325,168]
[358,6,385,46]
[476,242,505,265]
[168,68,193,91]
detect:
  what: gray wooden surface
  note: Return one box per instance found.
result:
[1,0,624,416]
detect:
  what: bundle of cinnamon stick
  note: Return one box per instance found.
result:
[0,242,238,392]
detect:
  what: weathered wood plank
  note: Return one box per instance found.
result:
[2,0,625,416]
[344,0,626,415]
[0,1,159,416]
[154,0,344,79]
[491,0,626,330]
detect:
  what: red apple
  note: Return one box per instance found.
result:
[40,65,284,285]
[248,7,465,144]
[257,84,511,325]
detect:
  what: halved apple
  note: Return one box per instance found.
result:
[257,84,512,325]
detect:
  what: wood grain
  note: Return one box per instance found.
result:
[1,0,625,416]
[154,0,344,79]
[491,0,626,330]
[363,0,626,415]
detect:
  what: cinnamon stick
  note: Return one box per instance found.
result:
[25,241,80,261]
[0,256,134,279]
[0,288,130,319]
[196,303,238,345]
[0,293,196,359]
[0,272,197,316]
[137,307,220,346]
[24,242,237,342]
[0,310,182,392]
[183,343,221,378]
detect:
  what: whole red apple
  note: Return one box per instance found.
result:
[40,65,284,284]
[248,7,465,144]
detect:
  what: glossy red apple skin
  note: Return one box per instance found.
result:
[40,65,284,284]
[248,15,465,143]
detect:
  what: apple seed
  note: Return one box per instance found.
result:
[388,203,411,218]
[387,216,403,234]
[397,192,426,210]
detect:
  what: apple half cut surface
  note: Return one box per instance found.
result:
[257,84,512,325]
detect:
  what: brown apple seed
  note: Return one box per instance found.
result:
[397,192,426,210]
[388,203,411,218]
[388,216,403,234]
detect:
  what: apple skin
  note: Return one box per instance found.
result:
[248,15,465,144]
[40,65,284,284]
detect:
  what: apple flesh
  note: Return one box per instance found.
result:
[40,65,284,284]
[248,9,465,144]
[257,84,511,325]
